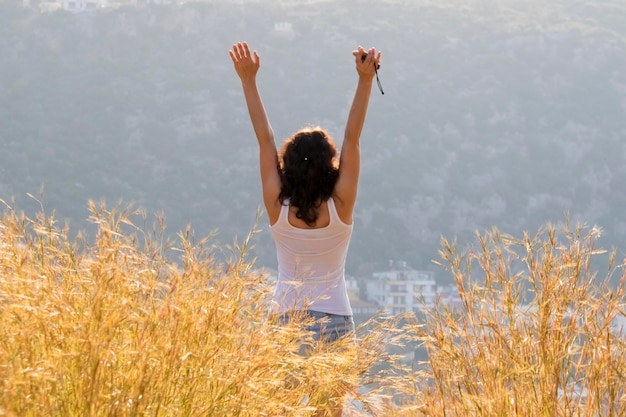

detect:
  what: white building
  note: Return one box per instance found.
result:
[436,283,463,310]
[274,22,294,34]
[365,264,437,315]
[61,0,106,12]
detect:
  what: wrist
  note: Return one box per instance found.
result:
[357,75,375,85]
[240,77,257,88]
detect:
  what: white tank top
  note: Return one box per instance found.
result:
[269,197,353,315]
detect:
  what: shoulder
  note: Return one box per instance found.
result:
[330,194,354,225]
[264,193,283,226]
[266,197,285,226]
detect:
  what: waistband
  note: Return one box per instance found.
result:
[305,310,352,319]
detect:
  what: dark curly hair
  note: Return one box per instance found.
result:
[278,127,339,226]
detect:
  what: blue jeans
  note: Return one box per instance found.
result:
[279,310,355,354]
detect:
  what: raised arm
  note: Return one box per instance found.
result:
[229,42,281,223]
[333,46,381,223]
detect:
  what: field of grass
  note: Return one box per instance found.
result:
[1,200,624,416]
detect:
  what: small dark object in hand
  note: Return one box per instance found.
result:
[353,51,381,69]
[351,50,384,94]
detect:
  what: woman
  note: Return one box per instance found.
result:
[229,41,380,415]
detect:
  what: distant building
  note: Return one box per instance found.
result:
[345,274,359,300]
[61,0,106,12]
[436,283,464,311]
[365,262,437,315]
[141,0,175,5]
[274,22,294,34]
[37,1,63,12]
[272,22,295,40]
[350,298,381,326]
[345,274,380,324]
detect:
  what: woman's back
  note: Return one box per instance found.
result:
[285,200,330,229]
[270,197,353,315]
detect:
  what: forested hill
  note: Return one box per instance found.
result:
[1,0,625,278]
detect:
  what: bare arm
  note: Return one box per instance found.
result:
[229,42,281,223]
[334,46,382,223]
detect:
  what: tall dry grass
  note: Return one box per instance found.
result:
[1,200,625,416]
[0,201,399,416]
[400,223,626,416]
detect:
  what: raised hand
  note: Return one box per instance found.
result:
[229,41,260,81]
[352,46,382,78]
